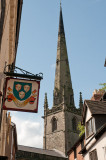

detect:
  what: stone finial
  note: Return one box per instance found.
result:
[91,89,105,101]
[79,92,83,113]
[58,3,64,35]
[44,93,48,110]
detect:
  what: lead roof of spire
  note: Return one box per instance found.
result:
[58,3,64,35]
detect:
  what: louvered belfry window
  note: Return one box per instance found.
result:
[52,117,57,132]
[72,117,77,131]
[89,149,98,160]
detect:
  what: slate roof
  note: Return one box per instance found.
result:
[18,145,67,158]
[82,100,106,124]
[85,100,106,114]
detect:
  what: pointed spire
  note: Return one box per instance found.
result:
[53,6,75,108]
[79,92,83,113]
[60,0,61,6]
[58,2,64,35]
[44,93,48,109]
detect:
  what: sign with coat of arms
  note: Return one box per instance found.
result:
[3,77,40,113]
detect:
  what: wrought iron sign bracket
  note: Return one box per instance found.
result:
[4,63,43,81]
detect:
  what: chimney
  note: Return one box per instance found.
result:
[91,89,105,101]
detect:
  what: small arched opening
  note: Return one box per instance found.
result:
[52,117,57,132]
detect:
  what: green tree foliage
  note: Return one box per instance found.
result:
[77,122,85,137]
[99,83,106,91]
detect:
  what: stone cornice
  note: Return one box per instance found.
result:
[45,103,81,116]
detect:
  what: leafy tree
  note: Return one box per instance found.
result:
[77,122,85,137]
[99,83,106,91]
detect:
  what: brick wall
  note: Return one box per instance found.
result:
[68,144,84,160]
[68,137,85,160]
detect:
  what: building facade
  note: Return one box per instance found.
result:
[79,99,106,160]
[43,6,82,156]
[0,0,23,158]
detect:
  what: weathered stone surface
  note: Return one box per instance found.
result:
[43,6,81,156]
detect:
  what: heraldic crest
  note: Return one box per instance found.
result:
[4,78,39,111]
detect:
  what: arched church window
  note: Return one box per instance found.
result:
[52,117,57,132]
[72,117,77,131]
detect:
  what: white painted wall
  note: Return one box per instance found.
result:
[84,132,106,160]
[85,107,94,144]
[85,107,92,122]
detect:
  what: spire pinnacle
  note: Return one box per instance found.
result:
[79,92,83,113]
[58,2,64,35]
[44,93,48,109]
[60,0,61,7]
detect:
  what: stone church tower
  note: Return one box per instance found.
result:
[43,5,82,155]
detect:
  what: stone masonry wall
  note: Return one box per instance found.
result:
[65,111,81,151]
[45,110,66,154]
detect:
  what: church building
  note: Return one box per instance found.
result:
[16,4,82,160]
[43,4,82,156]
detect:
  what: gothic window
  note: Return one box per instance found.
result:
[52,117,57,132]
[72,117,77,132]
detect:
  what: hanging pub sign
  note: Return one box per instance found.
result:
[3,77,40,113]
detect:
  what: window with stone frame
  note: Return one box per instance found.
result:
[52,117,57,132]
[89,149,98,160]
[86,118,95,138]
[72,117,77,132]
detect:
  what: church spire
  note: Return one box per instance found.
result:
[58,3,64,35]
[53,6,75,108]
